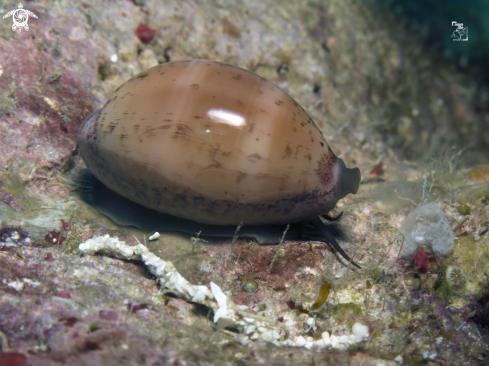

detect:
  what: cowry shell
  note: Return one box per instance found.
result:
[78,59,360,226]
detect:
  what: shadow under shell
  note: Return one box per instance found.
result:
[73,170,359,268]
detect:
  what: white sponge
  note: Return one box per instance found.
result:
[399,202,455,258]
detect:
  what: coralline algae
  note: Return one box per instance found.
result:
[399,202,455,258]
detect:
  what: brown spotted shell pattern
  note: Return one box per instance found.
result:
[78,60,360,226]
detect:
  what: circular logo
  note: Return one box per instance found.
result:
[12,9,29,29]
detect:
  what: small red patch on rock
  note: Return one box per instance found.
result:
[60,219,71,231]
[135,23,156,44]
[411,247,431,273]
[46,252,55,262]
[0,351,27,366]
[370,162,384,176]
[57,291,72,299]
[59,317,77,327]
[45,230,65,245]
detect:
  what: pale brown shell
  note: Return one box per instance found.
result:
[79,59,360,225]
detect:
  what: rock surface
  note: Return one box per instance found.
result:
[1,0,488,365]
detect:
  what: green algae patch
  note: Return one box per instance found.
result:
[431,235,489,305]
[452,236,489,291]
[455,181,489,204]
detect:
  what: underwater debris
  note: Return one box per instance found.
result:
[398,202,455,258]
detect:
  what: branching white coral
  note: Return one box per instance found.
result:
[78,234,212,304]
[79,235,369,349]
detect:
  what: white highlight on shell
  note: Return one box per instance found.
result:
[78,235,369,349]
[207,108,246,127]
[110,54,118,63]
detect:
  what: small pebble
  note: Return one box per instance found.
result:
[242,279,258,293]
[148,232,160,241]
[457,204,470,215]
[352,322,369,338]
[411,277,422,291]
[429,261,440,273]
[110,53,118,63]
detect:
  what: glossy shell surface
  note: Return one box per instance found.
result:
[79,60,360,226]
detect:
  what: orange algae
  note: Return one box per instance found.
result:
[469,165,489,183]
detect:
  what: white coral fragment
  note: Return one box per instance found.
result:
[352,322,369,338]
[78,235,213,304]
[78,235,369,350]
